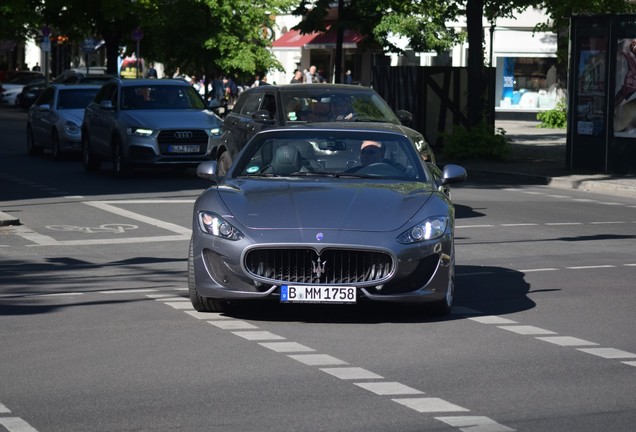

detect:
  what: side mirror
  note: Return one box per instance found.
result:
[252,109,275,123]
[99,100,114,110]
[395,110,413,125]
[441,164,467,185]
[38,104,51,112]
[196,160,219,181]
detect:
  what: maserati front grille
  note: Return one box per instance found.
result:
[244,248,394,285]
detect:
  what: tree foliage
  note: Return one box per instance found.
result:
[1,0,296,79]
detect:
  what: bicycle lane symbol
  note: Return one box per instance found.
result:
[46,224,139,234]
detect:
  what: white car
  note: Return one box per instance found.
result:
[27,84,101,159]
[1,71,44,107]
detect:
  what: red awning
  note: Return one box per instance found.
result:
[272,28,365,49]
[306,29,366,49]
[272,29,319,48]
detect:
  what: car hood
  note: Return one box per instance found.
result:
[122,110,221,128]
[61,109,85,124]
[216,180,434,231]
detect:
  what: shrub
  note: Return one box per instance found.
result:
[443,123,512,161]
[536,99,567,128]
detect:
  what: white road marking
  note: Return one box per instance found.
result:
[392,398,469,413]
[501,223,538,227]
[27,234,190,246]
[590,221,625,225]
[0,417,39,432]
[184,311,230,320]
[546,195,570,198]
[623,361,636,367]
[535,336,598,347]
[545,222,582,226]
[355,382,423,395]
[320,367,384,380]
[164,301,194,310]
[84,201,192,235]
[0,403,10,413]
[498,325,557,335]
[99,289,157,294]
[207,320,258,330]
[156,297,189,302]
[436,416,516,432]
[598,202,623,206]
[287,354,348,366]
[34,292,84,297]
[576,348,636,359]
[469,316,518,325]
[259,342,315,353]
[232,331,286,341]
[566,265,615,270]
[146,294,176,299]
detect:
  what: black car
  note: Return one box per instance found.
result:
[214,83,434,175]
[16,81,47,110]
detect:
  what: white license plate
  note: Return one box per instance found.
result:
[168,144,199,153]
[280,285,356,304]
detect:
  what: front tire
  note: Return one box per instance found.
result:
[188,241,227,312]
[26,125,43,156]
[217,150,232,176]
[111,139,129,178]
[52,129,62,160]
[82,133,101,172]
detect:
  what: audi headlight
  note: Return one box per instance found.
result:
[64,121,80,135]
[397,216,448,244]
[127,127,153,137]
[210,127,222,137]
[198,212,243,240]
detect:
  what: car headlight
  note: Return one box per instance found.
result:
[198,212,243,240]
[397,216,448,244]
[64,121,80,135]
[127,127,153,137]
[210,127,222,137]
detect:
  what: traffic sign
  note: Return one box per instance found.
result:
[131,28,144,42]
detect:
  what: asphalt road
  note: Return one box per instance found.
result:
[1,107,635,432]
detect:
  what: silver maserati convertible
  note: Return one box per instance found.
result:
[188,124,466,315]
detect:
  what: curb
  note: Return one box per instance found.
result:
[0,211,20,226]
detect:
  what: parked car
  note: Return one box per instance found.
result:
[188,124,466,314]
[16,81,47,110]
[0,71,44,106]
[213,83,434,175]
[27,84,101,159]
[81,78,224,176]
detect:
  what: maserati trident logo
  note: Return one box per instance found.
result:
[174,131,193,139]
[312,257,326,278]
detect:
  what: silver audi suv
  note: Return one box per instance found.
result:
[81,78,223,176]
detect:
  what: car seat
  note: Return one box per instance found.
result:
[271,145,303,175]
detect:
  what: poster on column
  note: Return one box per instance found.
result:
[614,38,636,136]
[576,36,606,136]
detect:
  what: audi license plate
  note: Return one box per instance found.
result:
[280,285,356,304]
[168,144,199,153]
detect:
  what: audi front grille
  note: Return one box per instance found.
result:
[157,129,208,155]
[244,248,394,285]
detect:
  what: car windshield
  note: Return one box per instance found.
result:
[234,130,428,181]
[120,85,206,110]
[57,88,100,110]
[281,91,401,124]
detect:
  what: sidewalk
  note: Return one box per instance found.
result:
[438,119,636,197]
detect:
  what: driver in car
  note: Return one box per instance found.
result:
[346,140,386,172]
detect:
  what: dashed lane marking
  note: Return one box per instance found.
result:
[0,417,39,432]
[151,293,516,432]
[464,308,636,369]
